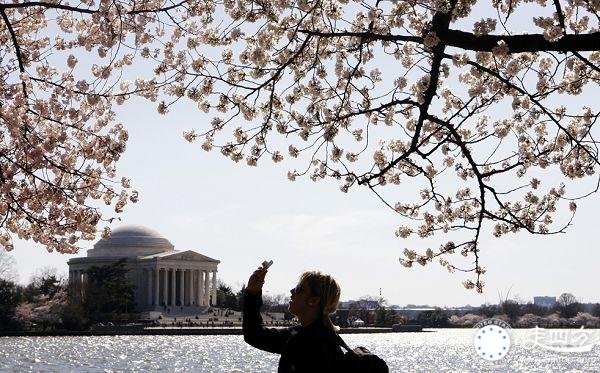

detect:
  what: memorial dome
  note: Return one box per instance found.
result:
[87,225,175,258]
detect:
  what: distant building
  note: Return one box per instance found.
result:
[68,225,220,314]
[339,300,380,310]
[335,299,382,326]
[533,296,556,308]
[339,301,354,309]
[358,300,381,310]
[395,307,437,320]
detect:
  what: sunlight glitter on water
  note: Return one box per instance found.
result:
[0,330,598,372]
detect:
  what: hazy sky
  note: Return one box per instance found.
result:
[4,3,599,308]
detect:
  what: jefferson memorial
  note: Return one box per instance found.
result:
[68,225,220,313]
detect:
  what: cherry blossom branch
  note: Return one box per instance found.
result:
[0,8,27,95]
[462,57,599,166]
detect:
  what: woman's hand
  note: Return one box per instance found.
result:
[246,266,268,294]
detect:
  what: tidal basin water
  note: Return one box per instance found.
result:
[1,329,599,372]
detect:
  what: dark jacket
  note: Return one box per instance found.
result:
[243,290,344,372]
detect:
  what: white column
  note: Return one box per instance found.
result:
[211,270,217,306]
[182,269,187,306]
[183,269,188,306]
[147,269,152,306]
[153,268,159,306]
[179,269,184,306]
[190,270,196,306]
[199,269,205,306]
[81,270,87,298]
[170,269,176,307]
[161,268,168,306]
[204,270,210,306]
[79,270,84,297]
[187,269,193,306]
[195,270,201,306]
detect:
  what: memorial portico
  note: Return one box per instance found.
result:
[68,225,220,313]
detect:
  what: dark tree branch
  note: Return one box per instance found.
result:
[0,8,27,95]
[0,1,189,15]
[301,29,600,53]
[0,2,97,14]
[298,29,423,44]
[553,0,567,32]
[442,29,600,53]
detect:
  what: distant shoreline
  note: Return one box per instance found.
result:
[3,325,597,337]
[0,327,430,337]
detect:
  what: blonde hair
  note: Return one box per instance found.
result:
[298,271,341,332]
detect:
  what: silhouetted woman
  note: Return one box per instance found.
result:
[243,265,343,372]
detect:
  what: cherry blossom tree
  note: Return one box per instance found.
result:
[14,291,68,329]
[0,0,172,254]
[449,312,483,327]
[515,312,543,327]
[572,312,600,327]
[2,0,599,292]
[176,0,599,292]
